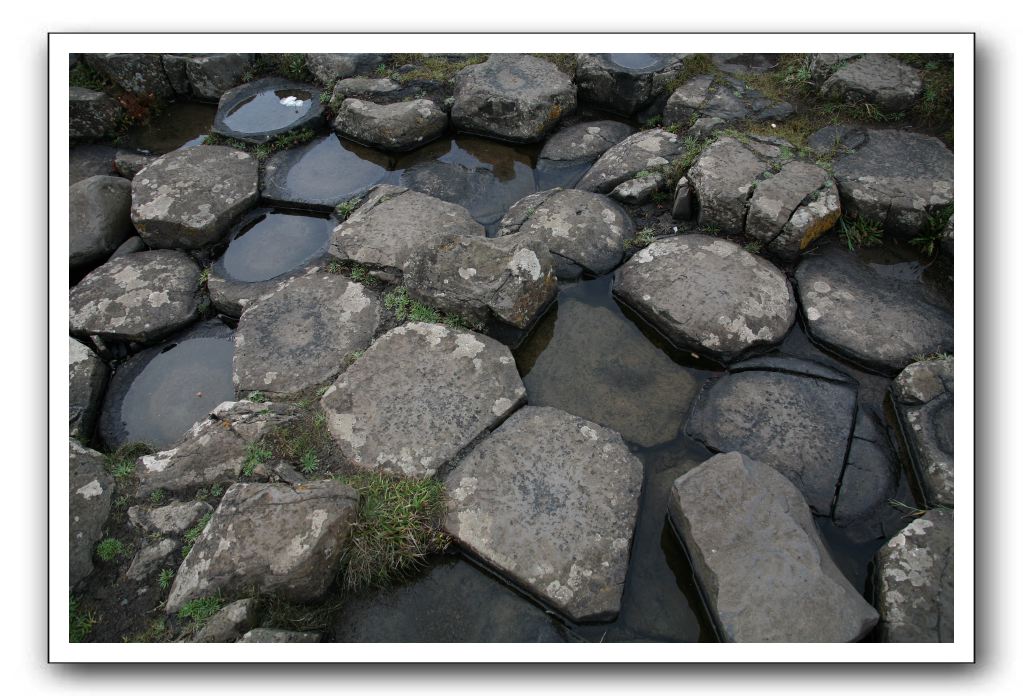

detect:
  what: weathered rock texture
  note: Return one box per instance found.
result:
[125,538,178,581]
[128,500,213,536]
[69,440,115,587]
[181,53,253,100]
[238,628,321,643]
[69,175,134,270]
[69,87,124,140]
[306,53,384,84]
[334,98,447,152]
[539,120,635,163]
[821,54,923,113]
[663,74,793,126]
[745,162,842,261]
[833,409,899,536]
[575,53,688,116]
[194,599,258,643]
[576,129,684,194]
[892,357,955,507]
[85,53,174,99]
[69,338,108,441]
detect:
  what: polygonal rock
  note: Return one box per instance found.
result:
[875,509,954,642]
[85,53,174,98]
[769,183,842,261]
[832,129,953,238]
[833,409,900,536]
[333,98,447,152]
[305,53,384,84]
[321,323,526,478]
[135,400,301,495]
[574,53,688,116]
[539,120,635,163]
[663,74,793,126]
[686,136,778,234]
[329,185,484,273]
[821,54,923,113]
[795,243,953,373]
[444,406,643,622]
[182,53,252,100]
[403,234,557,329]
[613,235,796,362]
[892,357,954,507]
[130,146,259,250]
[686,356,858,514]
[668,452,879,642]
[110,236,147,259]
[69,338,108,441]
[451,54,576,142]
[576,129,685,194]
[496,188,633,280]
[238,628,321,643]
[114,150,157,179]
[125,538,178,581]
[194,598,258,643]
[212,78,326,144]
[232,270,382,396]
[127,500,214,536]
[609,173,663,205]
[69,250,200,344]
[69,87,124,140]
[330,77,401,103]
[69,440,115,587]
[746,161,840,261]
[70,175,133,271]
[165,480,359,613]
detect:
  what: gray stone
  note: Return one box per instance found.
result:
[795,243,953,373]
[333,98,447,152]
[613,235,795,363]
[69,440,115,587]
[576,129,684,194]
[330,77,401,103]
[875,509,953,642]
[130,146,258,250]
[70,144,118,185]
[125,538,178,581]
[833,130,953,238]
[114,150,157,179]
[135,400,301,495]
[238,628,321,643]
[833,409,899,535]
[194,599,258,643]
[232,269,382,396]
[663,75,793,127]
[85,53,174,99]
[165,480,359,613]
[768,183,843,262]
[403,234,557,329]
[668,452,879,642]
[445,406,643,622]
[746,161,841,261]
[688,116,726,139]
[821,54,923,113]
[127,500,214,536]
[183,53,252,101]
[69,250,200,344]
[686,136,774,234]
[575,53,688,116]
[609,173,664,205]
[321,322,526,478]
[496,188,632,279]
[452,54,576,142]
[110,236,147,259]
[686,356,858,514]
[892,358,954,507]
[69,338,108,441]
[69,87,124,140]
[329,184,484,273]
[712,53,781,75]
[306,53,384,85]
[671,176,693,219]
[805,125,867,156]
[539,120,635,163]
[69,175,133,270]
[160,54,192,95]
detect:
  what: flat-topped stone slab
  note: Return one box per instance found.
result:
[180,53,253,101]
[668,452,878,642]
[746,161,841,261]
[613,235,796,362]
[305,53,384,84]
[821,54,923,113]
[130,145,258,250]
[892,357,955,507]
[575,53,688,116]
[795,243,953,373]
[321,322,526,478]
[576,128,685,194]
[69,338,108,441]
[444,406,643,622]
[330,77,402,103]
[452,54,576,143]
[233,269,382,397]
[70,175,133,272]
[663,74,793,127]
[85,53,174,99]
[127,500,213,536]
[212,77,325,144]
[540,120,635,163]
[69,250,200,345]
[69,87,124,140]
[329,184,484,273]
[334,98,447,152]
[69,440,115,587]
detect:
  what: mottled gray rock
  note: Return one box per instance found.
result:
[833,130,953,238]
[127,500,213,536]
[613,235,795,362]
[306,53,384,84]
[576,129,684,194]
[70,144,118,185]
[875,509,953,642]
[668,452,878,642]
[821,54,922,113]
[892,358,954,507]
[688,116,727,139]
[333,98,446,152]
[686,356,858,514]
[712,53,781,74]
[321,323,526,478]
[69,250,200,344]
[452,54,576,142]
[403,234,557,329]
[114,150,157,179]
[833,409,899,535]
[609,173,664,205]
[663,74,793,126]
[232,270,382,396]
[330,77,401,104]
[806,124,867,156]
[445,406,643,622]
[809,53,860,82]
[135,400,301,495]
[125,538,178,581]
[671,176,693,219]
[160,54,192,95]
[69,440,115,587]
[183,53,252,101]
[130,146,258,250]
[69,338,108,441]
[795,243,953,373]
[70,175,133,270]
[746,161,841,261]
[165,480,359,613]
[194,599,258,643]
[329,185,484,273]
[686,136,774,234]
[768,183,842,261]
[575,53,688,116]
[539,120,635,163]
[85,53,174,98]
[496,188,632,279]
[69,87,124,140]
[238,628,320,643]
[110,236,147,259]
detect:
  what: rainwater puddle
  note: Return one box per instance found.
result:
[223,88,314,133]
[215,210,332,283]
[120,101,215,154]
[608,53,662,70]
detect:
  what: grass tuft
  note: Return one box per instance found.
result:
[104,442,152,481]
[177,596,223,627]
[70,595,96,642]
[241,442,272,477]
[335,196,363,221]
[624,227,657,251]
[910,202,953,256]
[96,538,126,562]
[385,53,487,85]
[181,512,213,558]
[837,216,883,250]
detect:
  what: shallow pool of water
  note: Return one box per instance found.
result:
[223,88,314,134]
[608,53,661,70]
[216,210,332,283]
[120,101,215,154]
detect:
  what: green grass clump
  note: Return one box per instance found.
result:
[69,62,110,91]
[260,407,336,472]
[157,568,174,590]
[69,595,96,642]
[242,442,272,477]
[838,216,884,250]
[177,596,223,626]
[122,617,170,643]
[624,227,657,251]
[181,512,213,558]
[96,538,126,562]
[149,489,166,504]
[744,240,763,254]
[299,450,319,475]
[335,196,363,221]
[910,202,954,256]
[104,442,152,481]
[385,53,487,85]
[247,390,267,403]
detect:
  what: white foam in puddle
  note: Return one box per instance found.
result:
[280,96,305,108]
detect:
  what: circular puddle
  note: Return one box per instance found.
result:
[608,53,661,70]
[223,88,314,134]
[217,210,332,283]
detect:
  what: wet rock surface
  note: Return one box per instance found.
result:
[69,175,134,271]
[330,77,402,102]
[821,54,922,113]
[539,120,634,163]
[86,53,174,98]
[334,98,447,152]
[69,440,115,587]
[575,53,687,116]
[668,452,879,642]
[833,409,900,536]
[875,509,953,642]
[445,406,643,622]
[576,128,684,194]
[165,480,359,613]
[114,151,157,179]
[238,628,321,643]
[232,270,382,396]
[69,87,123,140]
[892,357,955,507]
[212,77,325,143]
[663,74,793,127]
[69,338,108,441]
[321,322,525,478]
[795,242,953,373]
[181,53,253,101]
[613,235,796,362]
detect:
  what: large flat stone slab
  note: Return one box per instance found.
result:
[576,129,685,194]
[69,87,124,140]
[444,406,643,622]
[892,357,954,507]
[539,120,635,163]
[333,98,447,152]
[69,440,115,587]
[821,54,923,113]
[70,175,134,271]
[321,323,526,478]
[668,451,879,642]
[663,74,793,126]
[686,136,775,235]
